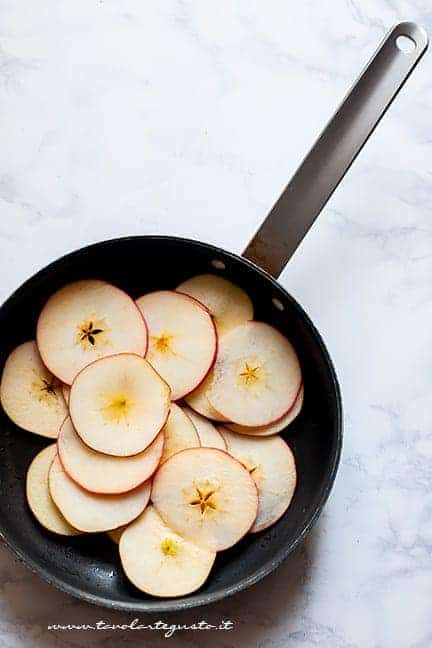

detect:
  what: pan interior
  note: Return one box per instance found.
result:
[0,236,341,611]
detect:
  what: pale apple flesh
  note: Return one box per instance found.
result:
[26,445,80,536]
[136,291,217,400]
[226,385,304,436]
[182,406,226,450]
[219,427,297,533]
[0,341,68,439]
[70,353,170,456]
[49,455,151,533]
[36,280,148,385]
[160,403,200,463]
[151,447,258,551]
[177,274,253,335]
[208,321,302,427]
[184,369,229,422]
[58,417,164,493]
[120,506,216,597]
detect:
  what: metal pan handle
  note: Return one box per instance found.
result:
[242,22,428,278]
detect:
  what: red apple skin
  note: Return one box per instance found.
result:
[36,280,149,385]
[69,352,171,457]
[209,321,302,428]
[119,558,213,599]
[248,434,297,534]
[181,317,218,400]
[272,380,303,423]
[174,290,213,316]
[136,308,149,358]
[57,448,160,497]
[173,291,220,398]
[78,405,170,459]
[119,573,212,599]
[136,290,219,401]
[159,409,201,464]
[230,381,304,435]
[129,294,149,358]
[172,291,219,399]
[48,456,151,533]
[26,445,81,536]
[57,425,164,495]
[182,407,227,450]
[151,446,259,551]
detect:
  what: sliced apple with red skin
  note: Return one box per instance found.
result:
[182,406,226,450]
[37,280,148,385]
[49,454,151,533]
[219,427,297,533]
[120,506,216,597]
[151,447,258,551]
[26,445,80,535]
[135,291,217,400]
[0,341,68,439]
[184,369,229,422]
[58,417,164,493]
[177,274,253,336]
[226,385,304,436]
[208,321,301,427]
[70,353,170,457]
[160,403,200,463]
[107,524,128,544]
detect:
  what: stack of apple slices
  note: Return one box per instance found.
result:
[0,274,303,598]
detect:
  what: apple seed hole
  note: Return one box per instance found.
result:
[189,483,219,516]
[161,537,178,557]
[77,319,106,350]
[32,374,61,405]
[152,332,175,355]
[238,362,261,386]
[101,393,133,424]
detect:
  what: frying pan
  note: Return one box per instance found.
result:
[0,23,427,612]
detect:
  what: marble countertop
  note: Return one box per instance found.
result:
[0,2,431,646]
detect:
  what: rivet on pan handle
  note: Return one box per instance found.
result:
[242,22,428,278]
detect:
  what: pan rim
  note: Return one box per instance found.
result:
[0,235,343,612]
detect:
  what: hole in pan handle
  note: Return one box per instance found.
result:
[242,22,428,278]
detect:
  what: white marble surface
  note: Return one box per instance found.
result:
[0,1,431,646]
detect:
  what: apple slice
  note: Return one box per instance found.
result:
[226,385,304,436]
[58,417,164,493]
[0,341,68,439]
[70,353,170,456]
[62,384,70,406]
[49,455,151,532]
[184,370,229,422]
[120,506,216,597]
[160,403,200,463]
[219,427,297,532]
[177,274,253,335]
[207,321,301,427]
[107,524,128,544]
[182,406,226,450]
[135,291,217,400]
[37,280,148,385]
[151,447,258,551]
[26,445,80,535]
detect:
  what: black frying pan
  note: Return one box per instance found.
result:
[0,23,427,612]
